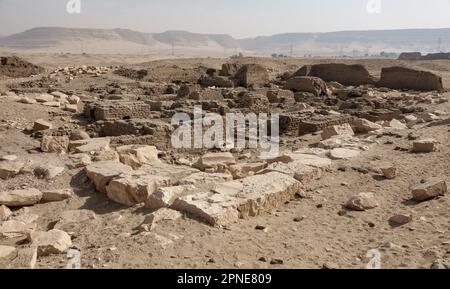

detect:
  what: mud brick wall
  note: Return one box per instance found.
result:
[356,109,402,122]
[93,101,152,121]
[280,114,303,134]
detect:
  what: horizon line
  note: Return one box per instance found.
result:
[4,26,450,40]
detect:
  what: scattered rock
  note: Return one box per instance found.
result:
[85,161,133,193]
[352,118,382,134]
[0,161,24,179]
[345,192,378,211]
[389,214,413,226]
[145,185,195,209]
[106,171,170,206]
[30,229,72,256]
[33,119,52,132]
[381,166,397,179]
[413,138,439,153]
[0,189,42,207]
[322,123,354,140]
[41,189,73,202]
[116,145,161,169]
[389,119,408,130]
[411,178,447,202]
[41,135,70,153]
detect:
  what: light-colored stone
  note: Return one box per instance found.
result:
[139,208,182,231]
[116,145,160,169]
[322,123,354,140]
[106,172,171,206]
[145,185,196,209]
[0,161,24,179]
[194,152,236,172]
[172,172,302,226]
[261,161,322,184]
[69,137,110,153]
[42,189,73,202]
[35,93,54,103]
[33,119,52,132]
[0,189,42,207]
[92,150,119,162]
[68,153,92,168]
[41,135,70,153]
[0,205,12,221]
[328,148,361,160]
[345,192,379,211]
[413,138,439,153]
[352,118,382,134]
[404,115,418,123]
[34,164,64,179]
[412,178,447,202]
[0,220,36,238]
[30,229,72,256]
[389,119,408,130]
[85,161,132,193]
[229,162,267,179]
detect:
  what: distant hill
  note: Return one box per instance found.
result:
[0,27,239,55]
[239,29,450,56]
[1,27,450,56]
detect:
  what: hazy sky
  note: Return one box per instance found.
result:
[1,0,450,38]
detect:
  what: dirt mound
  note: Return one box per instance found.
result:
[0,56,45,77]
[377,66,443,91]
[293,63,377,86]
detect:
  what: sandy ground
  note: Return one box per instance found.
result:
[0,55,449,269]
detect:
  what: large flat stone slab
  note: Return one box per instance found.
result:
[106,171,171,206]
[85,161,132,193]
[172,172,302,227]
[0,189,42,207]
